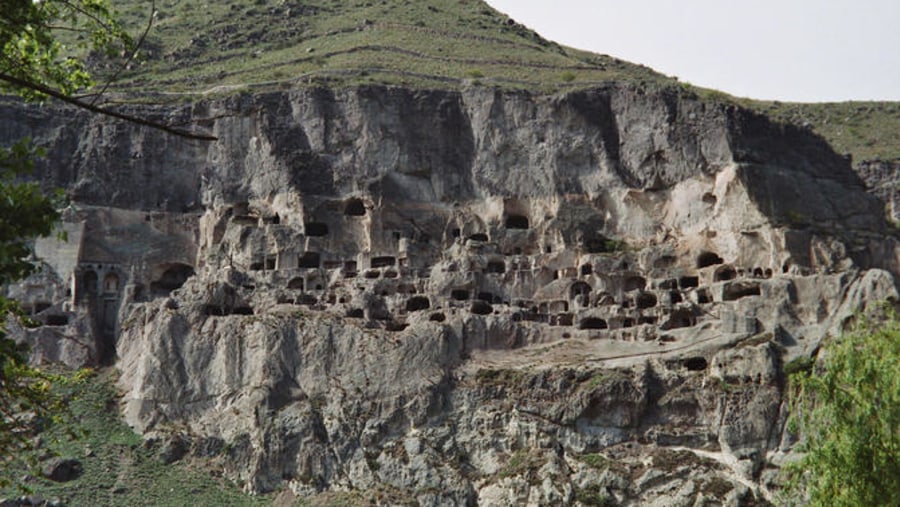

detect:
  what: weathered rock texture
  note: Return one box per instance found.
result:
[856,158,900,222]
[3,83,899,505]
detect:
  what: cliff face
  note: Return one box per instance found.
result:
[3,83,899,505]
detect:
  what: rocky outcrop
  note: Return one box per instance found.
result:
[3,82,899,504]
[855,158,900,222]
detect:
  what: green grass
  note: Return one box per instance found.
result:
[0,369,267,507]
[754,100,900,161]
[73,0,900,164]
[498,448,544,482]
[578,453,609,470]
[85,0,671,94]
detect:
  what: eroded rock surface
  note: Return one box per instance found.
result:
[3,84,899,505]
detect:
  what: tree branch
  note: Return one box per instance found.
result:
[90,0,156,107]
[0,72,217,141]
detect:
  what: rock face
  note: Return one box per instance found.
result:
[856,158,900,222]
[3,83,899,505]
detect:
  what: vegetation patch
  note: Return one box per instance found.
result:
[782,355,814,377]
[784,312,900,505]
[0,369,267,506]
[474,368,529,387]
[578,452,610,470]
[574,483,615,506]
[498,448,545,484]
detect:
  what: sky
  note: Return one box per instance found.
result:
[486,0,900,103]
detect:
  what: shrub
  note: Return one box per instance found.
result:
[784,311,900,506]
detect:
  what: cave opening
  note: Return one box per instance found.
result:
[470,300,493,315]
[697,251,724,268]
[679,276,699,289]
[451,289,470,301]
[345,198,366,216]
[304,222,329,237]
[579,317,608,330]
[406,296,430,312]
[714,265,737,282]
[371,256,396,269]
[505,215,530,229]
[683,357,708,371]
[298,252,321,269]
[636,292,658,309]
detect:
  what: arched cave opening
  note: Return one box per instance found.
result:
[636,292,658,309]
[345,198,366,216]
[714,265,737,282]
[150,264,195,297]
[103,272,120,293]
[405,296,430,312]
[697,251,724,268]
[683,357,708,371]
[505,215,530,230]
[570,282,591,300]
[470,300,493,315]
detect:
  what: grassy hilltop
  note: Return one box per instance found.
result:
[96,0,898,162]
[105,0,668,93]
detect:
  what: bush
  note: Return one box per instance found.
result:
[784,312,900,506]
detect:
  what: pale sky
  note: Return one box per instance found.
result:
[487,1,900,103]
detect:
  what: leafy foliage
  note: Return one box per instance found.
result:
[785,313,900,506]
[0,0,131,479]
[0,141,59,284]
[0,140,63,479]
[0,0,133,98]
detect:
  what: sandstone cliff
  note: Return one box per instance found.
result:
[3,82,899,505]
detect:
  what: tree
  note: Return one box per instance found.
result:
[1,0,215,139]
[785,312,900,506]
[0,1,216,479]
[0,0,134,475]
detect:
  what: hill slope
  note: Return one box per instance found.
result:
[106,0,669,93]
[97,0,899,165]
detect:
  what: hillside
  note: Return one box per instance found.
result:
[104,0,669,94]
[757,100,900,161]
[97,0,900,165]
[1,1,899,506]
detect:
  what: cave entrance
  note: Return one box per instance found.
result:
[298,252,321,269]
[345,198,366,216]
[697,251,724,268]
[505,215,530,230]
[579,317,608,330]
[150,263,195,297]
